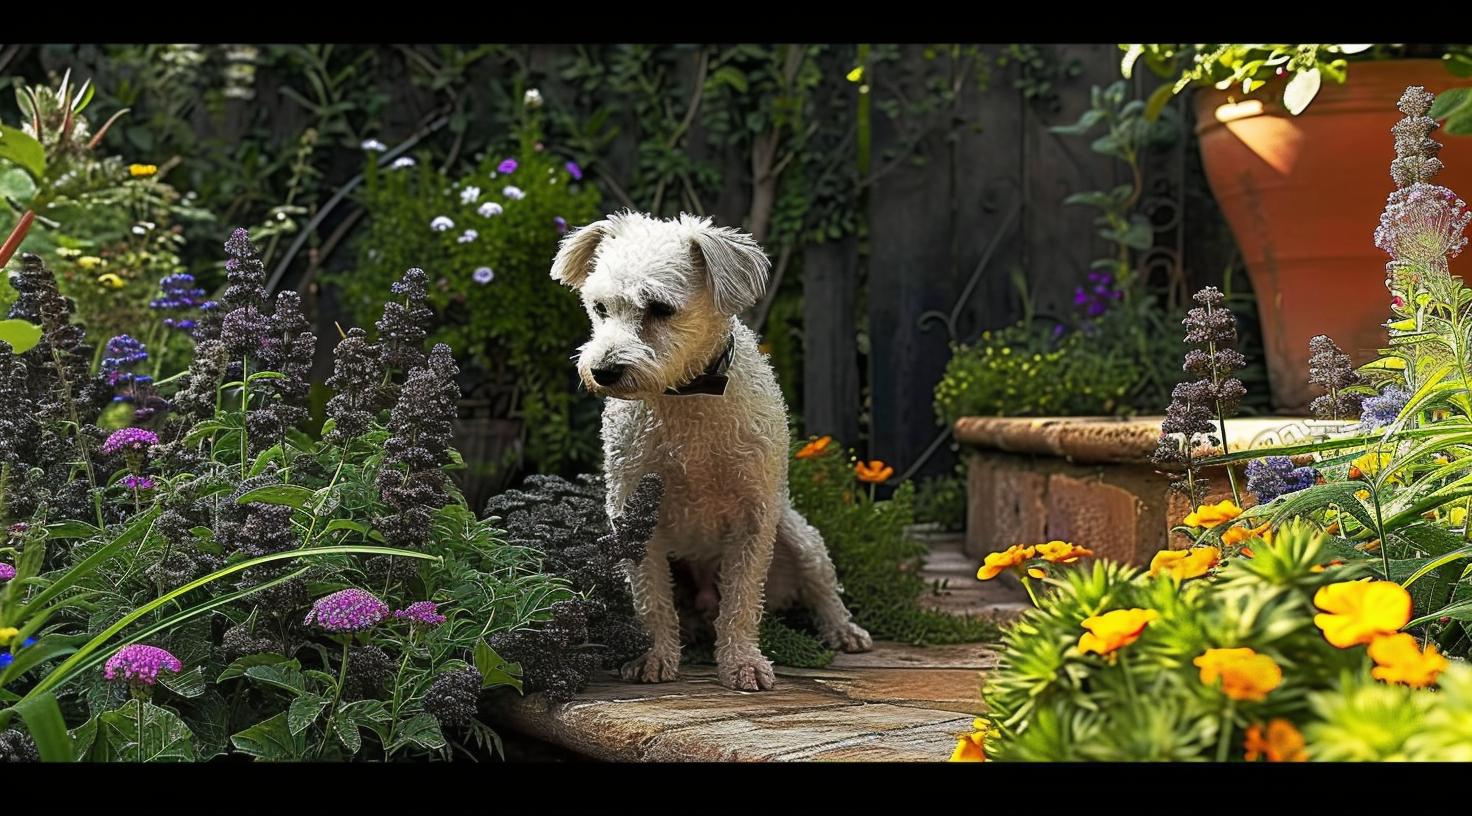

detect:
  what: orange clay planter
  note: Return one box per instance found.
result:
[1194,60,1472,412]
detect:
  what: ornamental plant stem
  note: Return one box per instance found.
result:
[1215,698,1236,762]
[315,639,352,761]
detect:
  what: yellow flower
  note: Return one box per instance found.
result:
[77,255,103,270]
[796,436,832,460]
[1183,499,1242,529]
[1077,608,1158,656]
[1149,546,1220,580]
[1035,540,1094,564]
[977,544,1036,581]
[947,718,987,762]
[846,66,865,83]
[1452,507,1468,526]
[1244,719,1307,762]
[128,163,158,177]
[1349,451,1394,481]
[1313,579,1412,648]
[1309,559,1346,574]
[1221,521,1271,547]
[0,627,17,646]
[96,273,126,289]
[854,460,893,484]
[1368,633,1448,688]
[1193,647,1283,701]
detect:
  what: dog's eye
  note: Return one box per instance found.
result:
[647,301,675,319]
[593,301,608,318]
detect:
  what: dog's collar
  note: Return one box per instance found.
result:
[665,333,735,397]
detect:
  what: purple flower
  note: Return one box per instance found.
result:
[121,474,156,491]
[104,644,182,686]
[304,588,389,633]
[473,267,495,285]
[394,601,447,627]
[1360,385,1411,431]
[553,216,568,234]
[0,563,14,582]
[498,158,518,175]
[1245,456,1317,504]
[565,161,583,181]
[101,427,159,456]
[101,335,148,372]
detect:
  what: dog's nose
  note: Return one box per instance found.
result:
[591,364,625,386]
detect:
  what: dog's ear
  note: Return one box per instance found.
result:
[688,218,771,315]
[550,219,611,289]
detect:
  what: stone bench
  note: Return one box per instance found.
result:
[954,415,1330,566]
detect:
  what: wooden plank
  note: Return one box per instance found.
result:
[803,234,860,445]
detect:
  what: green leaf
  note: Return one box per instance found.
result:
[0,319,42,354]
[217,653,290,682]
[1120,45,1144,79]
[391,712,446,752]
[288,693,328,736]
[708,65,749,94]
[1408,596,1472,628]
[248,445,284,478]
[474,639,524,692]
[44,520,101,540]
[1144,82,1175,122]
[80,700,195,762]
[1336,44,1373,54]
[13,692,74,762]
[1429,86,1472,119]
[231,712,309,761]
[1282,67,1322,115]
[323,518,372,536]
[159,666,207,699]
[0,166,36,203]
[333,709,363,754]
[244,661,306,695]
[235,484,315,509]
[0,124,46,180]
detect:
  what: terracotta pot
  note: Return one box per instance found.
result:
[1194,60,1472,412]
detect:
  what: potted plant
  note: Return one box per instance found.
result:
[1125,44,1472,412]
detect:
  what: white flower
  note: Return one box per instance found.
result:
[503,185,525,201]
[524,88,543,109]
[460,185,481,205]
[391,157,416,169]
[478,202,504,218]
[430,216,455,232]
[457,229,478,244]
[473,267,495,285]
[361,138,388,152]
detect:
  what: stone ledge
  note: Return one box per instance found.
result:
[952,415,1336,465]
[487,641,997,762]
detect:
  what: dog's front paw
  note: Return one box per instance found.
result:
[822,620,873,654]
[717,651,775,691]
[620,649,681,684]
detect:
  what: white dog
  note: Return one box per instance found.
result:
[550,210,873,691]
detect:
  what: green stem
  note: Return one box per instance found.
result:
[1215,698,1236,763]
[239,356,249,478]
[315,638,352,761]
[1019,574,1041,607]
[383,629,416,760]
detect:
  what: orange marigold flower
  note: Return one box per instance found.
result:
[854,460,894,483]
[1368,633,1449,688]
[1244,719,1308,762]
[796,436,833,459]
[1077,608,1158,656]
[977,545,1036,581]
[1221,521,1271,547]
[1149,546,1220,580]
[948,718,988,762]
[1309,559,1346,574]
[1183,499,1242,529]
[1312,580,1412,648]
[1035,540,1094,564]
[1193,647,1283,701]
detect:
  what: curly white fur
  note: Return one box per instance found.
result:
[551,210,872,691]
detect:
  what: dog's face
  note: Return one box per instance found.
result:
[550,212,770,398]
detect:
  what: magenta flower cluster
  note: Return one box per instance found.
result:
[498,158,518,174]
[103,644,183,686]
[304,588,389,633]
[0,562,14,582]
[101,427,160,456]
[121,474,156,491]
[394,601,447,627]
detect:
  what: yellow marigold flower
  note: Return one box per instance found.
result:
[1034,540,1094,564]
[76,255,103,270]
[1194,647,1283,701]
[1244,719,1307,762]
[846,66,865,83]
[796,436,832,460]
[96,273,126,289]
[1221,521,1271,547]
[1312,580,1412,648]
[128,163,158,177]
[1149,546,1220,580]
[948,718,987,762]
[854,460,893,483]
[977,544,1036,581]
[1077,608,1158,656]
[1309,559,1346,574]
[0,627,17,646]
[1026,567,1046,579]
[1349,451,1394,481]
[1183,499,1242,529]
[1368,633,1448,688]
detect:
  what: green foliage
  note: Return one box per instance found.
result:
[913,466,967,532]
[1121,44,1384,116]
[789,438,997,647]
[344,123,602,477]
